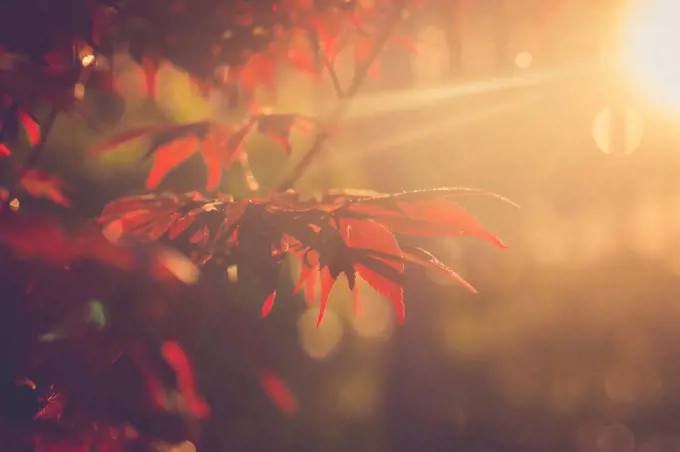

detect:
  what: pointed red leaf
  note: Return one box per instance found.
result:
[17,109,39,146]
[20,169,71,206]
[349,197,507,248]
[257,114,316,154]
[238,54,276,94]
[317,266,335,327]
[397,200,506,247]
[223,123,255,170]
[261,291,277,318]
[292,248,319,305]
[161,341,210,418]
[0,143,10,156]
[199,125,233,191]
[167,213,196,239]
[287,48,318,74]
[340,218,405,322]
[259,371,298,415]
[146,135,199,189]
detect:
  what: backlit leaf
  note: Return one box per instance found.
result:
[20,169,71,206]
[146,135,200,189]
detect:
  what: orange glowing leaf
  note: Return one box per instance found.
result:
[348,194,508,248]
[20,169,71,206]
[199,125,233,191]
[292,247,319,305]
[238,54,276,94]
[317,266,335,327]
[259,371,298,415]
[17,109,39,146]
[161,341,210,418]
[341,218,405,322]
[397,200,506,247]
[167,213,197,239]
[261,291,277,318]
[146,135,200,189]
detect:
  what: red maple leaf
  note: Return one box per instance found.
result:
[20,169,72,206]
[256,113,317,154]
[339,218,405,321]
[98,188,513,325]
[89,121,259,191]
[160,341,210,419]
[146,134,200,189]
[17,108,40,146]
[259,371,298,416]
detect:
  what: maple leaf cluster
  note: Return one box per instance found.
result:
[90,113,320,192]
[99,188,513,325]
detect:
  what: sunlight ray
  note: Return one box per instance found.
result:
[314,93,543,176]
[362,94,543,157]
[344,67,569,120]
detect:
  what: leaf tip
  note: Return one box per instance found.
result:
[261,291,277,318]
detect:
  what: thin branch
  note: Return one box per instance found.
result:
[324,56,344,98]
[276,3,405,191]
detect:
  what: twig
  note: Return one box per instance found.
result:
[324,56,344,98]
[276,3,405,191]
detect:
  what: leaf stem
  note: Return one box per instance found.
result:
[276,3,404,191]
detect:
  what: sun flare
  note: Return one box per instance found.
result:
[621,0,680,111]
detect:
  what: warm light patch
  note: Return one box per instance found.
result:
[170,441,196,452]
[621,0,680,111]
[298,308,343,359]
[592,106,644,155]
[350,285,393,340]
[158,248,200,285]
[336,370,379,420]
[81,53,96,67]
[514,51,532,69]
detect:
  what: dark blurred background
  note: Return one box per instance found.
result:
[20,0,680,451]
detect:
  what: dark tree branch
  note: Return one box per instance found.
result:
[324,56,344,98]
[276,2,406,191]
